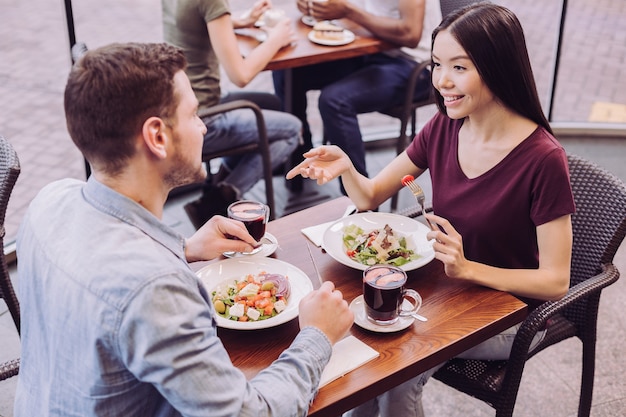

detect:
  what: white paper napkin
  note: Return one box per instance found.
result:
[301,204,357,247]
[319,335,379,388]
[301,220,335,247]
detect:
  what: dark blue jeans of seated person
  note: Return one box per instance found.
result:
[272,53,431,185]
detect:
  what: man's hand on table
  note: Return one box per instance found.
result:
[299,281,354,344]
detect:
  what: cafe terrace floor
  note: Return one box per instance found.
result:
[1,0,625,415]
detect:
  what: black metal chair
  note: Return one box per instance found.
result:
[402,154,626,417]
[0,135,21,381]
[378,58,433,210]
[198,100,275,220]
[69,42,92,179]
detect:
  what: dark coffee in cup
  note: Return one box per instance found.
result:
[363,265,421,325]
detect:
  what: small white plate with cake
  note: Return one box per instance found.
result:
[308,21,355,46]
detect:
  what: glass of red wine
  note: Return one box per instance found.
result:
[225,200,270,256]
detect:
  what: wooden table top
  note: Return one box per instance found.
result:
[192,197,528,417]
[236,4,394,71]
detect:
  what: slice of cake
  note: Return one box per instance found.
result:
[312,21,345,41]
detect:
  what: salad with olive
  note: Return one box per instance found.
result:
[211,272,290,322]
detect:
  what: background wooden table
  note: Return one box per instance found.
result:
[236,4,394,71]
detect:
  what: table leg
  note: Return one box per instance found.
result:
[285,68,314,193]
[284,68,293,114]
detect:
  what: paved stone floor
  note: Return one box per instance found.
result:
[1,0,625,416]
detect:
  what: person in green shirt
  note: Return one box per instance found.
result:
[163,0,301,228]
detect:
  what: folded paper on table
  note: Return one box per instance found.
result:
[319,335,379,388]
[302,205,358,247]
[301,220,335,247]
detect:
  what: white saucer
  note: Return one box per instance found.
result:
[308,29,355,46]
[349,295,414,333]
[223,232,278,258]
[301,15,317,26]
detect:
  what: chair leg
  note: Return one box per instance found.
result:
[495,407,515,417]
[389,131,407,212]
[262,161,275,220]
[252,112,276,220]
[578,338,597,417]
[390,110,414,212]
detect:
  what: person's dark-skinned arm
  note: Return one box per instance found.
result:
[297,0,425,47]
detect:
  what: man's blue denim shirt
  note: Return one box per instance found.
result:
[15,177,331,417]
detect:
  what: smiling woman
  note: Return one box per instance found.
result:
[287,3,576,416]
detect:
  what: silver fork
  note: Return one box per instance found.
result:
[403,178,434,229]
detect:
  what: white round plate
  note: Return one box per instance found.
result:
[350,295,414,333]
[196,257,313,330]
[301,15,317,26]
[223,232,278,258]
[308,29,355,46]
[322,212,435,271]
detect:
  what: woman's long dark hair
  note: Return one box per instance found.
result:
[432,2,552,134]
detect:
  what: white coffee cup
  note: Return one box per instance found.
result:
[262,9,285,27]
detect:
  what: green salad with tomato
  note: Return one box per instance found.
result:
[211,272,290,322]
[343,224,420,267]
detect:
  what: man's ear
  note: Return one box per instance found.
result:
[142,116,169,160]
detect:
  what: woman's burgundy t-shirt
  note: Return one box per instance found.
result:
[406,113,575,269]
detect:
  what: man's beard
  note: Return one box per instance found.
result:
[164,146,207,190]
